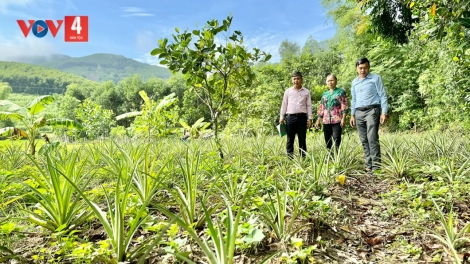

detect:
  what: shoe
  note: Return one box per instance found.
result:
[366,168,373,175]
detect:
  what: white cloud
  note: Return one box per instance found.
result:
[243,23,336,63]
[0,0,34,10]
[134,53,164,66]
[121,6,154,17]
[243,31,283,62]
[0,0,34,15]
[121,13,155,17]
[0,33,59,61]
[135,30,159,53]
[121,7,145,12]
[133,22,336,65]
[0,0,57,18]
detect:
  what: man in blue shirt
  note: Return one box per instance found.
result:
[349,58,388,174]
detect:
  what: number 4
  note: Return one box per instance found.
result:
[71,16,82,34]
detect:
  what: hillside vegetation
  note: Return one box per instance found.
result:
[7,53,172,83]
[0,62,97,95]
[0,2,470,262]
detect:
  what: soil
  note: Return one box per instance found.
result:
[309,172,470,264]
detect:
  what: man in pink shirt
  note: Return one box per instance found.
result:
[279,71,313,158]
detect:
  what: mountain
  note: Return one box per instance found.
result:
[4,53,172,83]
[0,61,97,95]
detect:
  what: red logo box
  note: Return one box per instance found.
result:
[64,16,88,42]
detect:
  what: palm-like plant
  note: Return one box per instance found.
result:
[61,142,168,263]
[0,95,81,155]
[421,199,470,264]
[171,150,217,229]
[116,91,178,139]
[179,117,211,139]
[327,136,363,175]
[0,143,29,171]
[26,148,93,232]
[156,184,279,264]
[381,138,418,179]
[255,176,315,243]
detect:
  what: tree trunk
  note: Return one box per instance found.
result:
[212,114,224,159]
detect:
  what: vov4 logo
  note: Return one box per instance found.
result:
[17,16,88,42]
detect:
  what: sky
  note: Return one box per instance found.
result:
[0,0,336,65]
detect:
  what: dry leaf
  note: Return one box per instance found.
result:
[366,236,383,246]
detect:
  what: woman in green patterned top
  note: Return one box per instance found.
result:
[314,74,348,151]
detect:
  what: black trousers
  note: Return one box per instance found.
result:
[323,123,342,151]
[286,115,307,157]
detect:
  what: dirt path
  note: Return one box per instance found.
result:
[313,173,459,264]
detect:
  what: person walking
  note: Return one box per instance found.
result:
[349,58,389,175]
[315,74,348,152]
[279,71,313,158]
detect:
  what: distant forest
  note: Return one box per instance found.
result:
[0,62,97,95]
[6,53,172,83]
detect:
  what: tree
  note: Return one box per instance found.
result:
[151,15,271,158]
[357,0,415,44]
[279,40,301,61]
[301,37,324,55]
[0,82,13,128]
[179,117,211,139]
[321,0,470,131]
[0,95,82,155]
[75,99,115,139]
[116,91,179,140]
[181,86,211,125]
[0,82,12,100]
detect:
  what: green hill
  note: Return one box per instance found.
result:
[0,61,97,95]
[11,53,172,83]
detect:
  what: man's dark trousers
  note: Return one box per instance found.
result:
[286,114,307,158]
[355,108,381,170]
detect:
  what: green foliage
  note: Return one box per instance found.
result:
[106,141,170,204]
[321,0,470,131]
[0,61,96,95]
[0,95,81,155]
[119,91,179,139]
[0,82,12,100]
[420,199,470,264]
[39,53,172,83]
[357,0,415,44]
[212,160,250,205]
[75,99,115,139]
[327,136,364,174]
[1,130,470,262]
[179,117,211,139]
[26,148,93,232]
[171,150,214,229]
[255,182,312,243]
[156,186,258,264]
[0,143,29,171]
[151,15,271,158]
[279,40,301,61]
[60,142,169,263]
[380,137,419,179]
[280,239,316,263]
